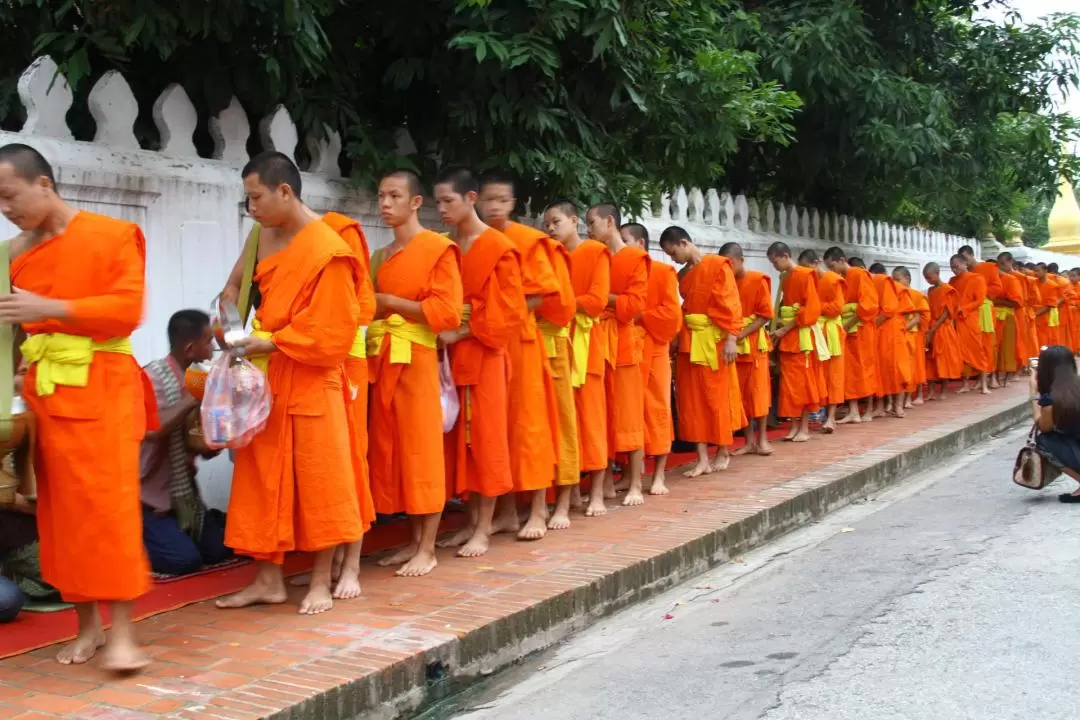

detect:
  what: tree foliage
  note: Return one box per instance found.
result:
[0,0,1077,237]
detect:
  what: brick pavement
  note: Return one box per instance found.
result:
[0,385,1029,719]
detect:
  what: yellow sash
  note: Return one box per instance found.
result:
[570,313,595,388]
[994,307,1014,322]
[21,333,133,397]
[736,316,770,355]
[538,319,570,359]
[978,298,994,333]
[685,313,722,371]
[367,313,437,364]
[779,305,814,353]
[819,316,844,356]
[247,319,274,373]
[348,327,368,360]
[1049,306,1061,328]
[841,302,862,334]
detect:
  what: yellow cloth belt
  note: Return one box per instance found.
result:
[819,316,844,356]
[736,316,769,355]
[570,312,595,388]
[779,305,814,353]
[538,318,570,359]
[367,313,437,364]
[841,302,862,334]
[21,333,133,397]
[978,298,994,333]
[994,307,1015,322]
[248,319,274,373]
[685,313,722,371]
[348,327,368,360]
[1049,306,1061,328]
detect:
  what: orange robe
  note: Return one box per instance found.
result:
[537,239,580,487]
[1020,273,1042,359]
[16,212,150,602]
[1067,281,1080,354]
[953,272,993,373]
[369,231,463,515]
[973,261,1003,366]
[1010,271,1037,365]
[502,221,561,491]
[1054,275,1074,350]
[227,221,364,564]
[926,284,963,381]
[909,289,930,387]
[994,271,1024,373]
[895,286,919,389]
[872,274,911,395]
[606,246,651,455]
[735,271,773,420]
[676,256,743,445]
[446,229,526,498]
[321,212,377,533]
[777,266,823,417]
[817,270,846,406]
[641,263,683,456]
[1036,277,1064,348]
[569,240,612,472]
[841,267,879,400]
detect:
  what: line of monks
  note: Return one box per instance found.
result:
[2,139,1075,672]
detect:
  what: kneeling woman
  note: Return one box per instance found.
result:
[1032,345,1080,502]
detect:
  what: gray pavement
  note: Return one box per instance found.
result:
[425,426,1080,720]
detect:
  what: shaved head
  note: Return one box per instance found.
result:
[242,151,302,198]
[620,222,649,251]
[718,242,743,259]
[0,143,56,187]
[923,261,940,274]
[798,248,819,265]
[588,203,621,228]
[546,198,578,219]
[381,168,423,198]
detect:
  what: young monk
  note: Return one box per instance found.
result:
[661,227,742,472]
[892,267,927,407]
[950,254,992,394]
[998,253,1037,373]
[544,200,612,516]
[869,263,910,417]
[1034,262,1063,349]
[1049,262,1074,350]
[767,242,823,441]
[621,223,682,495]
[922,262,964,399]
[585,204,650,505]
[1016,261,1043,365]
[718,242,773,455]
[431,167,525,558]
[992,256,1024,387]
[369,169,463,577]
[800,249,845,432]
[0,143,151,670]
[823,247,879,424]
[958,245,1002,388]
[1070,269,1080,356]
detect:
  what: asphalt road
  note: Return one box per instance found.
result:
[423,426,1080,720]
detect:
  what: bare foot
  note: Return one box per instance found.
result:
[683,460,710,478]
[332,569,363,600]
[585,495,607,517]
[603,486,618,500]
[56,630,106,666]
[710,454,730,472]
[790,431,811,443]
[837,414,861,425]
[517,515,548,541]
[490,511,521,535]
[99,638,150,674]
[288,573,312,588]
[756,442,775,456]
[547,509,572,530]
[613,478,630,492]
[623,488,645,506]
[732,444,754,456]
[957,385,971,395]
[299,585,334,615]
[871,408,886,418]
[980,387,991,395]
[912,397,924,406]
[457,532,490,558]
[783,430,797,441]
[569,485,584,509]
[821,422,836,434]
[216,578,288,609]
[436,525,474,549]
[396,549,438,577]
[377,544,417,567]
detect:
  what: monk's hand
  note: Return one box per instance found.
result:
[232,335,276,356]
[375,293,396,317]
[0,288,68,324]
[13,372,23,395]
[722,335,737,364]
[438,328,464,346]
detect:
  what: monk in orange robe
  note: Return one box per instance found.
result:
[997,253,1036,373]
[621,223,682,495]
[430,167,525,558]
[1070,269,1080,355]
[823,248,879,424]
[719,242,773,455]
[544,200,611,516]
[991,255,1023,386]
[478,174,565,539]
[662,227,742,474]
[1018,263,1043,364]
[949,254,992,394]
[892,267,928,407]
[922,262,963,399]
[959,245,1002,388]
[1035,262,1064,349]
[869,263,911,417]
[1049,263,1074,350]
[800,249,845,431]
[369,170,463,577]
[0,143,151,670]
[767,243,823,441]
[584,204,650,506]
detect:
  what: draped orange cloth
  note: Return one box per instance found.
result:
[1070,280,1080,354]
[909,289,930,387]
[1036,277,1064,348]
[841,266,880,400]
[1054,275,1074,350]
[971,261,1002,364]
[606,246,651,455]
[502,221,561,491]
[895,285,917,389]
[1010,271,1038,365]
[675,255,743,445]
[776,266,823,417]
[537,240,580,487]
[872,274,911,395]
[227,220,364,564]
[952,271,993,373]
[569,239,611,472]
[640,262,682,456]
[321,212,377,533]
[369,231,463,515]
[735,270,773,420]
[445,229,525,498]
[15,212,150,602]
[926,284,963,381]
[1019,273,1042,359]
[817,270,847,406]
[995,271,1024,373]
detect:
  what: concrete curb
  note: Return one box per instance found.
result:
[272,399,1028,720]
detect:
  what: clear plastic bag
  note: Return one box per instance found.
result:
[439,351,459,434]
[200,352,271,449]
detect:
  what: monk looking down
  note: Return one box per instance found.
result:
[432,167,525,558]
[822,248,879,424]
[922,262,963,400]
[800,249,846,433]
[950,254,992,395]
[958,245,1003,389]
[0,143,151,670]
[990,253,1023,387]
[368,170,463,577]
[868,263,910,417]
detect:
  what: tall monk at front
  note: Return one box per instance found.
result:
[368,170,463,577]
[432,167,525,558]
[719,242,773,455]
[660,227,742,475]
[621,223,682,496]
[959,245,1002,388]
[922,262,963,399]
[544,200,611,517]
[1034,262,1063,349]
[869,263,910,417]
[0,143,150,671]
[991,256,1023,386]
[215,152,364,615]
[823,248,879,424]
[997,253,1037,372]
[950,254,992,394]
[800,249,845,432]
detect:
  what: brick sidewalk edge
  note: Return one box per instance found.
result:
[275,400,1029,720]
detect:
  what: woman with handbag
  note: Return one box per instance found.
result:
[1030,344,1080,501]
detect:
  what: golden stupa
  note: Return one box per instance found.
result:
[1045,154,1080,254]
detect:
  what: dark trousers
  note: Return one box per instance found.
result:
[0,576,22,622]
[142,506,232,576]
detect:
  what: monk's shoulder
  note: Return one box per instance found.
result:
[73,211,143,245]
[477,227,517,257]
[579,238,611,260]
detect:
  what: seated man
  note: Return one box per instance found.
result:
[1,493,57,622]
[140,310,232,575]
